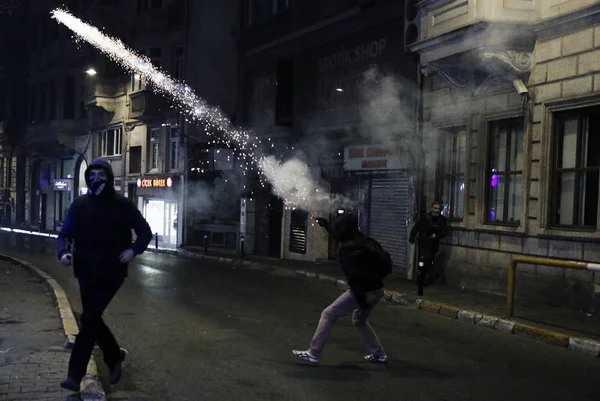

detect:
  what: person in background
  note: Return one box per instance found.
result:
[292,213,391,365]
[57,158,153,392]
[409,201,448,296]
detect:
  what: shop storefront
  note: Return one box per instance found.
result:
[135,175,183,248]
[344,144,414,277]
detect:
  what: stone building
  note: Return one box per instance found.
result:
[3,0,238,249]
[240,0,419,273]
[409,0,600,312]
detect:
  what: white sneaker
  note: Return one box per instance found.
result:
[364,354,387,363]
[292,350,318,364]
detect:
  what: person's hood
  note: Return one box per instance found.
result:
[84,157,115,188]
[332,213,360,242]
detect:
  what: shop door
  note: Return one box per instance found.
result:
[144,199,178,247]
[165,201,178,246]
[369,174,410,277]
[268,195,283,258]
[145,200,165,242]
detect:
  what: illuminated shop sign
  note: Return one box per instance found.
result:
[136,177,174,189]
[54,178,73,192]
[343,145,409,171]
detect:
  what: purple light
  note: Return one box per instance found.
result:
[491,174,499,187]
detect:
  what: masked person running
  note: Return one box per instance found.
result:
[292,213,392,364]
[57,158,153,392]
[409,201,448,296]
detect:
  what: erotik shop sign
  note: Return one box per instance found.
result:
[299,25,405,113]
[317,38,388,74]
[343,145,409,171]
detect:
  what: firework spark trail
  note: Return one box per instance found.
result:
[51,9,258,159]
[51,8,336,213]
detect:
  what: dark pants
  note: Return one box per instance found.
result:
[68,277,124,380]
[417,246,436,290]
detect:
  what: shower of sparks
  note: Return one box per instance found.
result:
[51,8,336,213]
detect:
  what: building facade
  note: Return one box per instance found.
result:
[240,0,420,274]
[0,3,27,228]
[410,0,600,312]
[5,0,239,249]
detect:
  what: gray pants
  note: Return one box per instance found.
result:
[308,288,385,358]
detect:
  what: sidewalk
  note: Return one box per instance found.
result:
[0,256,104,401]
[0,259,76,401]
[164,244,600,356]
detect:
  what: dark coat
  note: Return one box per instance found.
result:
[322,214,385,309]
[56,158,153,280]
[409,212,448,256]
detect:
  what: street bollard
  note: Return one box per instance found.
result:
[240,237,245,260]
[155,232,158,249]
[204,234,208,255]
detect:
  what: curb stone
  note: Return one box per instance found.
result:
[0,253,107,401]
[147,247,600,358]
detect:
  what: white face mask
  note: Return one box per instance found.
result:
[88,168,109,197]
[91,179,107,196]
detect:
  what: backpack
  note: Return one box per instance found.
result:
[361,236,393,280]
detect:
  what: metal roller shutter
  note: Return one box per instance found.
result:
[289,210,308,254]
[369,175,410,276]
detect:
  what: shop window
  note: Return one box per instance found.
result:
[289,209,307,254]
[551,108,600,228]
[486,119,524,225]
[148,129,160,171]
[439,127,466,221]
[130,146,142,174]
[169,127,180,170]
[98,128,122,157]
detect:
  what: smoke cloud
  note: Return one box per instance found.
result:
[259,66,423,212]
[186,172,241,222]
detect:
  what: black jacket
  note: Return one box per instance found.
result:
[409,212,448,255]
[56,158,153,280]
[321,214,384,309]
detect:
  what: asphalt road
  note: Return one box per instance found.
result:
[1,235,599,401]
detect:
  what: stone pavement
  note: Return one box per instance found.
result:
[0,260,77,401]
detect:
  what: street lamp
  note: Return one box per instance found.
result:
[85,68,97,76]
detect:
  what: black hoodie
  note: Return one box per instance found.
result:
[322,214,385,309]
[56,158,153,280]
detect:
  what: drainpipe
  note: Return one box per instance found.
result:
[411,58,425,281]
[121,120,128,195]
